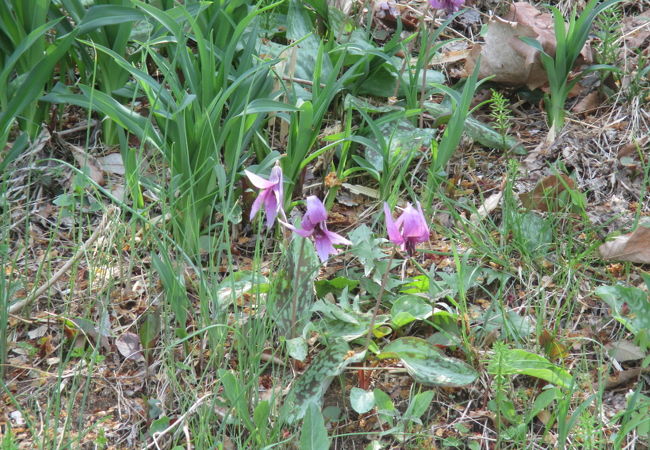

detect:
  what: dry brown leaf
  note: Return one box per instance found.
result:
[622,9,650,50]
[519,174,576,212]
[115,332,145,362]
[571,90,601,114]
[599,222,650,264]
[470,192,502,223]
[466,2,592,89]
[97,153,125,175]
[67,143,105,186]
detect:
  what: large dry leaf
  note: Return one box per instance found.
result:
[115,332,145,362]
[66,142,104,186]
[97,153,125,175]
[519,174,576,212]
[466,2,592,89]
[622,9,650,50]
[599,222,650,264]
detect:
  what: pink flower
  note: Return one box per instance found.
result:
[429,0,464,13]
[384,201,430,255]
[281,196,351,262]
[245,164,284,227]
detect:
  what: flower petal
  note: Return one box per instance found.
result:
[263,192,279,227]
[322,228,352,246]
[302,196,328,231]
[279,219,313,238]
[313,232,336,262]
[250,189,268,221]
[384,202,404,245]
[245,170,276,189]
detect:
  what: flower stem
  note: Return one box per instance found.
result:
[364,247,397,350]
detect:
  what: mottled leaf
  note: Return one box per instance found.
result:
[378,337,478,387]
[391,295,433,328]
[299,403,330,450]
[487,348,573,388]
[595,285,650,337]
[282,340,366,424]
[350,388,375,414]
[287,337,308,362]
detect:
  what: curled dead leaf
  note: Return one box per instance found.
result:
[519,174,577,212]
[599,221,650,264]
[116,332,145,362]
[466,2,592,89]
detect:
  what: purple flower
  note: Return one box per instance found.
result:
[245,164,284,227]
[281,196,351,262]
[384,201,430,255]
[429,0,464,13]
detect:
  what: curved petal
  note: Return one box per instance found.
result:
[384,202,404,245]
[302,196,328,231]
[271,166,284,209]
[322,228,352,246]
[313,232,336,262]
[264,193,279,227]
[245,170,275,189]
[250,189,269,221]
[279,219,313,238]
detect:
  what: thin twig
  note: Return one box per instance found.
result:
[148,393,212,449]
[9,206,117,315]
[280,75,327,89]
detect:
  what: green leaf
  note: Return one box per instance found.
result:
[299,403,330,450]
[350,388,375,414]
[373,389,397,427]
[403,390,435,422]
[378,337,478,387]
[282,340,366,424]
[348,225,387,276]
[287,337,308,362]
[487,348,573,388]
[314,277,359,298]
[254,400,271,434]
[391,295,433,328]
[518,211,553,256]
[149,416,170,434]
[76,5,145,34]
[595,285,650,338]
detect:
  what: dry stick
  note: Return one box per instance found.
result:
[148,393,213,449]
[9,206,117,315]
[363,247,397,350]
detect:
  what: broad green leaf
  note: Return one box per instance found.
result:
[373,388,397,427]
[149,416,170,434]
[282,340,366,424]
[287,337,308,362]
[299,403,330,450]
[487,348,573,388]
[378,337,478,386]
[595,285,650,338]
[350,388,375,414]
[403,390,435,422]
[391,295,433,328]
[348,225,387,276]
[311,299,389,341]
[76,5,145,33]
[518,211,553,256]
[253,400,270,435]
[314,277,359,298]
